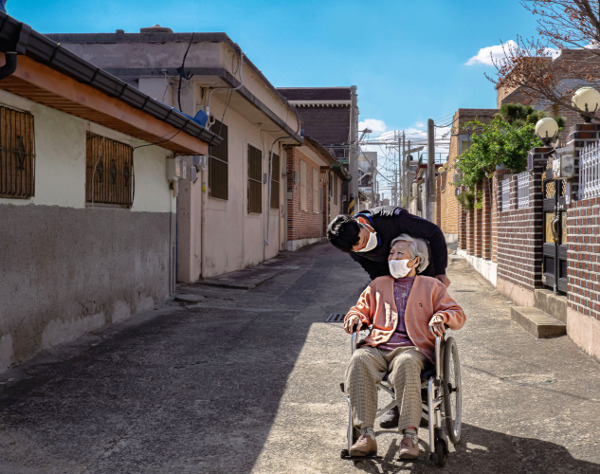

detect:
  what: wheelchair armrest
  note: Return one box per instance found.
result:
[349,323,371,354]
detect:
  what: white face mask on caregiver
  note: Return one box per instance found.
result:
[355,230,378,253]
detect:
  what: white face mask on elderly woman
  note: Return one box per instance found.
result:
[389,258,414,278]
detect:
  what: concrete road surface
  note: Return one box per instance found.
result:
[0,242,599,473]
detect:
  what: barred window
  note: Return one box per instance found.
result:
[300,160,307,211]
[270,153,280,209]
[0,106,35,199]
[247,144,262,214]
[313,168,319,213]
[209,120,228,200]
[333,175,338,205]
[86,133,134,207]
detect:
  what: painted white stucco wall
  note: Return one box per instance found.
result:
[0,90,175,212]
[201,97,285,277]
[138,72,291,280]
[0,90,178,372]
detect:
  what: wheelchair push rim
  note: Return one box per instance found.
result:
[442,336,462,445]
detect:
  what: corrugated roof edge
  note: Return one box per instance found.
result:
[0,13,222,147]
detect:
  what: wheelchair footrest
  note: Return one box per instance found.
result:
[340,449,382,460]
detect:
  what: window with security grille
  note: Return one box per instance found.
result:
[209,120,228,200]
[247,144,262,214]
[86,133,134,207]
[333,175,338,205]
[313,168,319,213]
[0,106,35,199]
[270,153,280,209]
[300,160,307,211]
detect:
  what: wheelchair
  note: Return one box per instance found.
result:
[340,326,462,467]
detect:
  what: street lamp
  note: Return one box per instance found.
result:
[534,117,559,146]
[358,128,372,143]
[572,86,600,122]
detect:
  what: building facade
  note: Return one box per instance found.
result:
[278,87,356,213]
[0,15,217,370]
[48,28,303,281]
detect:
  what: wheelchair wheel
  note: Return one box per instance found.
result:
[442,336,462,445]
[434,437,448,467]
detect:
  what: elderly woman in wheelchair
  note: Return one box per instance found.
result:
[342,234,465,460]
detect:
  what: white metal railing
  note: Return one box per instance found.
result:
[517,172,530,209]
[579,142,600,200]
[501,177,510,211]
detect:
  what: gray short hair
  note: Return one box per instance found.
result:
[390,234,430,274]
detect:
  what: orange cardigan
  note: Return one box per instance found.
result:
[344,275,466,362]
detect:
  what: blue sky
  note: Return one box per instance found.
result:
[6,0,542,197]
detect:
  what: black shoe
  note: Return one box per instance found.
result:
[379,406,399,428]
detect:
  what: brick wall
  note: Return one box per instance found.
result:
[292,107,351,160]
[496,149,548,301]
[285,146,326,241]
[568,197,600,318]
[565,123,600,320]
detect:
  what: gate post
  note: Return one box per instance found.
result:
[528,146,552,289]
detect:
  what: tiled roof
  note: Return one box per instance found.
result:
[278,87,351,102]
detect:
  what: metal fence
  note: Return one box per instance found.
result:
[517,171,530,209]
[579,142,600,200]
[501,177,510,211]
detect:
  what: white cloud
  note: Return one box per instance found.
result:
[467,40,561,66]
[466,40,519,66]
[359,118,387,135]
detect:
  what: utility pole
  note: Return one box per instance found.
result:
[405,139,411,207]
[371,154,377,206]
[427,118,435,221]
[348,85,359,214]
[396,132,401,206]
[401,132,406,207]
[393,163,397,206]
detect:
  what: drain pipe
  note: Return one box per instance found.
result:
[0,51,17,80]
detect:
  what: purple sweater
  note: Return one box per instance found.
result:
[378,277,415,350]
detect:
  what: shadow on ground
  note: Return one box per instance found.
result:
[0,242,363,473]
[346,423,600,473]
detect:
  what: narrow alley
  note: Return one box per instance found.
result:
[0,243,599,473]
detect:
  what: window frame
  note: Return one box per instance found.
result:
[0,105,35,199]
[300,160,307,211]
[312,167,319,213]
[86,132,134,208]
[208,119,228,200]
[247,144,262,214]
[270,152,280,209]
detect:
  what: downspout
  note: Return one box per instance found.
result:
[200,158,208,280]
[0,51,17,80]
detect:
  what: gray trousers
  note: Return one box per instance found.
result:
[345,345,426,432]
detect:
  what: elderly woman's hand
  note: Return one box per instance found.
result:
[428,314,445,337]
[344,315,361,334]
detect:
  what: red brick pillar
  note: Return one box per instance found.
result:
[458,207,467,251]
[491,171,504,263]
[473,182,482,258]
[482,178,491,260]
[466,207,474,256]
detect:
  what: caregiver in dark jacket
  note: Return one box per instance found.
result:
[327,206,450,287]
